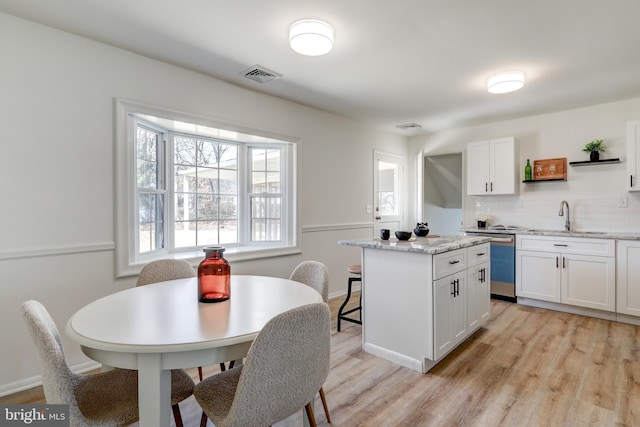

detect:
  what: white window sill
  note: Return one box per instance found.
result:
[119,245,301,278]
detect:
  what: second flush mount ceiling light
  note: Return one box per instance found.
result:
[487,71,525,94]
[289,19,334,56]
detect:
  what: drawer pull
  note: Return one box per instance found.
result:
[476,252,486,256]
[553,244,569,247]
[448,260,460,265]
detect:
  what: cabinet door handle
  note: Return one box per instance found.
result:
[563,256,566,269]
[490,182,494,192]
[553,244,568,247]
[632,175,634,188]
[485,182,488,192]
[449,260,460,265]
[451,280,456,296]
[481,268,486,283]
[556,256,559,268]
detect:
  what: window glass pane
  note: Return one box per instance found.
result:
[378,160,398,216]
[173,221,196,248]
[197,194,217,220]
[138,193,164,252]
[175,136,196,165]
[175,165,198,193]
[137,127,160,189]
[251,196,281,241]
[219,220,237,244]
[266,172,280,193]
[268,197,281,218]
[196,221,219,245]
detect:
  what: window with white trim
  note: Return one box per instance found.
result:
[115,100,298,277]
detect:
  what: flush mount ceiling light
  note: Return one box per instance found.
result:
[289,19,334,56]
[487,71,525,94]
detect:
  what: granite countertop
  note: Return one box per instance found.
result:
[338,235,491,255]
[461,227,640,241]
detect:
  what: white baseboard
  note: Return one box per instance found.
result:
[0,360,100,398]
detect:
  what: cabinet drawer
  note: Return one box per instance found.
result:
[516,235,615,257]
[468,243,490,267]
[434,248,467,280]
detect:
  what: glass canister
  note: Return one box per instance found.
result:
[198,246,231,303]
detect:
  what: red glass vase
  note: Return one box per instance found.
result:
[198,246,231,303]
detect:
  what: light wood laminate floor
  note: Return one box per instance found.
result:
[4,295,640,426]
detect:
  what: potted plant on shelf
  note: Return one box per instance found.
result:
[583,139,605,161]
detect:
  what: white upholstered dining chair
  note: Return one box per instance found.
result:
[22,299,194,427]
[194,302,331,427]
[289,260,332,423]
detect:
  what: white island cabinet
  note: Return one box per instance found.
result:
[339,236,490,373]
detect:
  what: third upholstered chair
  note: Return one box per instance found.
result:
[194,302,331,427]
[289,260,332,423]
[22,299,194,427]
[137,259,232,380]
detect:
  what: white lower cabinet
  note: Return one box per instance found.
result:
[433,243,490,360]
[516,235,615,312]
[617,240,640,316]
[434,270,467,360]
[467,260,490,332]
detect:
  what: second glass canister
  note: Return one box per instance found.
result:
[198,246,231,303]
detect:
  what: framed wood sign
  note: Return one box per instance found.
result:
[533,157,567,180]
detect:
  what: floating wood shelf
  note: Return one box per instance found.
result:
[522,178,566,183]
[569,158,620,166]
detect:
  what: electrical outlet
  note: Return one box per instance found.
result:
[618,196,628,208]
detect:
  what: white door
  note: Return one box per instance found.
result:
[490,137,517,194]
[562,254,615,312]
[374,151,404,237]
[516,250,561,302]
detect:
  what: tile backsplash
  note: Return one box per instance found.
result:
[472,191,640,232]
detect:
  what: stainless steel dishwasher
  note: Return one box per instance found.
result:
[464,232,516,301]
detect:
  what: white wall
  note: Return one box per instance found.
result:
[0,13,408,395]
[411,97,640,233]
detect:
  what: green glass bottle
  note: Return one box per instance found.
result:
[525,159,532,181]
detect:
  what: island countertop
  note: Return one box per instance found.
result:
[338,235,491,255]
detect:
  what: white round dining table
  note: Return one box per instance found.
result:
[65,275,323,427]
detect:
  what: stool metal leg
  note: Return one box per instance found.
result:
[337,276,362,331]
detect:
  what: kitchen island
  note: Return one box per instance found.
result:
[339,235,491,373]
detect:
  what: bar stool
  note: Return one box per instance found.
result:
[337,264,362,331]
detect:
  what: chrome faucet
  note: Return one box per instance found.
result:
[558,200,570,231]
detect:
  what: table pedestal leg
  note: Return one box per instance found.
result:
[138,354,171,427]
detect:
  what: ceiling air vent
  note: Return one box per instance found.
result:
[395,123,423,130]
[241,65,283,84]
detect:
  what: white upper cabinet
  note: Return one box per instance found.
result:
[628,120,640,191]
[466,137,518,195]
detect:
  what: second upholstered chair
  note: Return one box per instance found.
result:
[136,259,196,287]
[22,300,194,427]
[194,302,331,427]
[289,260,332,423]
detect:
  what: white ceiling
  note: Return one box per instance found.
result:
[2,0,640,135]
